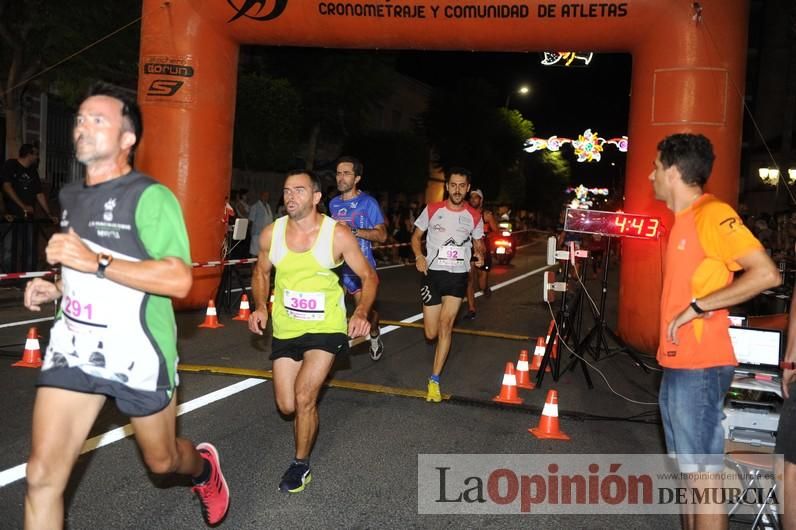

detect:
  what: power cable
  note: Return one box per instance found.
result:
[545,301,660,406]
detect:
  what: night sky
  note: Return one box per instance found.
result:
[395,50,633,187]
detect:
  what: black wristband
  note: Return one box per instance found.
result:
[690,299,705,315]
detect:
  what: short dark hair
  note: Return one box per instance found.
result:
[285,169,322,192]
[337,156,364,178]
[86,82,143,159]
[656,134,715,187]
[19,144,38,158]
[447,166,472,183]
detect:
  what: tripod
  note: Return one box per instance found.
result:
[214,234,250,314]
[565,237,649,374]
[535,247,594,389]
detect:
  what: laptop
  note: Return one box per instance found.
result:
[729,326,783,377]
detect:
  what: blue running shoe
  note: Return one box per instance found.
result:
[279,461,312,493]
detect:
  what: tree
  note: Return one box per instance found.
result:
[342,130,429,194]
[0,0,140,156]
[524,150,572,223]
[233,73,302,171]
[253,48,396,169]
[423,78,532,199]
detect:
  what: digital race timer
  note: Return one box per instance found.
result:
[564,208,662,239]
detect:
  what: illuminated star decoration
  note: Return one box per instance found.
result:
[540,51,594,67]
[572,129,604,162]
[565,185,609,210]
[523,129,629,163]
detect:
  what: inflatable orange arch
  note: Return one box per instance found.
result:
[137,0,748,353]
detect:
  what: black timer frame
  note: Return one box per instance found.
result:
[536,237,649,391]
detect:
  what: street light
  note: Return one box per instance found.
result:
[505,85,530,108]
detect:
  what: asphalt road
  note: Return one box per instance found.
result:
[0,240,754,529]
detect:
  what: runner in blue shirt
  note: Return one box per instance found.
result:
[329,156,388,360]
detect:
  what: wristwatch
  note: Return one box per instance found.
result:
[351,227,359,236]
[96,253,113,279]
[690,298,705,315]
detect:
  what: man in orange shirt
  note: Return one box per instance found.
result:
[650,134,780,530]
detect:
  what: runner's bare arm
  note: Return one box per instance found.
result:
[356,223,388,244]
[473,237,485,267]
[335,223,378,338]
[24,278,63,311]
[667,248,781,344]
[484,211,499,232]
[45,228,191,297]
[249,223,275,335]
[411,226,427,273]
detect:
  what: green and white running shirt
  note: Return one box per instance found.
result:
[43,171,191,394]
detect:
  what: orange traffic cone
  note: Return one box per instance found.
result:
[546,319,556,344]
[198,300,224,328]
[529,337,551,373]
[13,327,42,368]
[515,349,535,390]
[528,389,570,440]
[493,362,524,405]
[551,336,559,360]
[232,294,251,321]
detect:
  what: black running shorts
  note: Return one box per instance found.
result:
[420,269,468,306]
[38,366,172,417]
[270,332,350,362]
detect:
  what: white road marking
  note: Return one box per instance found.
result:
[0,378,265,488]
[0,259,552,488]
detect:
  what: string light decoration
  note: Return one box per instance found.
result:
[523,129,628,162]
[540,51,594,67]
[565,184,609,209]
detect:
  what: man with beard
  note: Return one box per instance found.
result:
[248,170,378,492]
[411,168,485,402]
[329,156,387,360]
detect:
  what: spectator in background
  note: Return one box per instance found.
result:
[276,195,287,217]
[234,188,250,218]
[248,190,273,257]
[1,143,58,271]
[392,208,414,264]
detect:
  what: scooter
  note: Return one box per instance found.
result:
[491,219,515,265]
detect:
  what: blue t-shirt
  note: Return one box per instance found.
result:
[329,191,385,270]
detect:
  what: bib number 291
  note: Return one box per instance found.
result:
[63,296,93,321]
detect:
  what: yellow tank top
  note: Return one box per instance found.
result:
[269,214,346,339]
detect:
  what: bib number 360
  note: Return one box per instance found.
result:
[283,289,325,321]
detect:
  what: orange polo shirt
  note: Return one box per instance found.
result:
[657,194,763,369]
